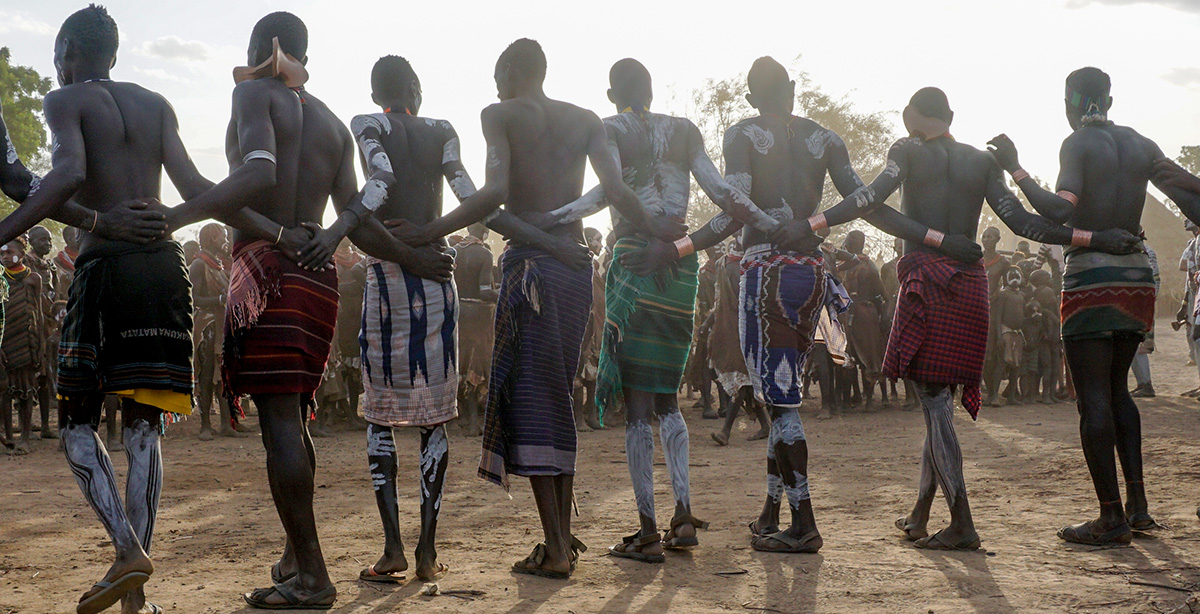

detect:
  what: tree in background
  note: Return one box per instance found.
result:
[1178,145,1200,175]
[0,47,53,217]
[680,64,897,260]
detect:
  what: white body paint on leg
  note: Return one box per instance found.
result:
[917,385,967,508]
[626,420,656,519]
[367,425,396,491]
[658,411,691,510]
[62,424,142,554]
[766,473,784,504]
[771,410,810,510]
[123,420,162,553]
[419,425,448,510]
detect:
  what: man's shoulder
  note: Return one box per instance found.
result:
[350,112,392,135]
[416,116,454,133]
[299,93,350,133]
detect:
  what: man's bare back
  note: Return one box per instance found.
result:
[893,137,1001,244]
[490,97,596,241]
[358,113,456,225]
[728,114,859,248]
[220,79,354,243]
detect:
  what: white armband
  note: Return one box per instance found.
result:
[243,150,276,165]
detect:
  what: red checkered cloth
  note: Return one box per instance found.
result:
[222,240,339,415]
[883,251,988,419]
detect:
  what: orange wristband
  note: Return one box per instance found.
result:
[1058,190,1079,206]
[1071,229,1092,248]
[807,213,828,232]
[1011,169,1030,183]
[673,235,695,258]
[923,229,945,248]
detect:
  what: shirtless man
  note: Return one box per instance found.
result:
[625,58,980,554]
[190,223,236,440]
[534,58,792,561]
[990,67,1200,544]
[387,39,669,579]
[813,86,1139,550]
[993,267,1027,406]
[164,12,377,608]
[25,225,58,439]
[980,226,1010,406]
[0,6,238,613]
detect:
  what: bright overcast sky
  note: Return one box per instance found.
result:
[3,0,1200,239]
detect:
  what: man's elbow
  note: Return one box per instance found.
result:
[241,159,278,193]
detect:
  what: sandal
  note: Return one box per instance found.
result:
[748,519,778,537]
[417,562,449,582]
[511,543,570,580]
[270,561,296,585]
[914,529,981,551]
[609,531,666,563]
[569,536,588,572]
[663,513,709,550]
[1057,521,1131,546]
[77,571,150,614]
[1127,512,1159,531]
[359,564,406,584]
[242,583,336,610]
[750,530,822,553]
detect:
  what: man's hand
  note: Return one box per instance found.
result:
[298,224,342,271]
[543,235,593,271]
[94,198,169,243]
[1091,228,1143,255]
[647,214,687,243]
[383,218,435,247]
[769,220,824,254]
[619,238,677,277]
[986,134,1021,173]
[406,245,454,283]
[1153,158,1200,193]
[938,234,984,263]
[277,224,318,266]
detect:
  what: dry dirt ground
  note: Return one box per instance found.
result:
[5,321,1200,614]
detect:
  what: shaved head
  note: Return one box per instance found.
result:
[608,58,652,110]
[747,56,788,96]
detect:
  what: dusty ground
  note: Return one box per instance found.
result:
[5,320,1200,614]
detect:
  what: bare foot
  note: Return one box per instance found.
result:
[198,427,215,441]
[415,553,448,581]
[13,439,31,455]
[220,427,250,438]
[816,408,833,420]
[710,431,729,446]
[747,427,769,442]
[894,515,928,541]
[40,428,58,440]
[372,551,409,577]
[107,437,124,453]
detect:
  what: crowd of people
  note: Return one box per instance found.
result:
[9,4,1200,613]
